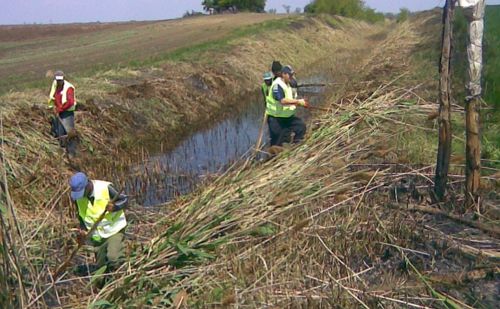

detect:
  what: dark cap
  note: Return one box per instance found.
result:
[282,66,293,75]
[271,61,282,73]
[283,65,295,75]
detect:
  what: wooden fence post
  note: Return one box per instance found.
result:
[463,0,485,210]
[434,0,455,202]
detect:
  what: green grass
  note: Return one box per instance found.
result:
[0,17,294,96]
[482,5,500,164]
[131,17,293,65]
[390,6,500,169]
[452,5,500,168]
[483,5,500,108]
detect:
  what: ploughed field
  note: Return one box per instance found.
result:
[0,13,284,92]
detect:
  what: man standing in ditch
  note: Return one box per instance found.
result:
[261,72,273,105]
[48,70,77,157]
[285,65,299,99]
[69,172,128,272]
[271,60,282,80]
[266,65,309,146]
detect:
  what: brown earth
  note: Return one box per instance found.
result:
[1,11,498,308]
[0,13,387,240]
[0,13,284,91]
[0,21,154,41]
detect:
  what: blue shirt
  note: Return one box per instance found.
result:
[272,84,285,101]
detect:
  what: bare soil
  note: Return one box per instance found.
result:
[0,21,154,41]
[0,13,284,91]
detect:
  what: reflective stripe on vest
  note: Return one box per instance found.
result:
[261,83,270,98]
[76,180,127,242]
[49,80,76,111]
[265,77,296,118]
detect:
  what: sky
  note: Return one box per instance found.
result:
[1,0,499,25]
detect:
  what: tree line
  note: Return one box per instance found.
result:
[304,0,385,23]
[202,0,266,13]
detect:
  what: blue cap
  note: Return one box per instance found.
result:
[263,72,273,80]
[70,172,88,200]
[282,65,294,75]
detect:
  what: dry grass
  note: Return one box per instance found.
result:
[73,20,497,308]
[0,13,287,91]
[0,15,391,308]
[1,12,498,309]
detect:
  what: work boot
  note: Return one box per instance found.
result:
[281,143,292,149]
[267,145,284,157]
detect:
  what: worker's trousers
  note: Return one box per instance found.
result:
[51,111,77,157]
[93,231,125,271]
[267,115,306,146]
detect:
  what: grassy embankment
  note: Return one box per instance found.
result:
[458,5,500,166]
[82,12,499,308]
[395,5,500,171]
[0,14,284,93]
[0,15,391,307]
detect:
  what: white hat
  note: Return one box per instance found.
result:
[54,70,65,81]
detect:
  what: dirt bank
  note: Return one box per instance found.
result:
[87,14,499,308]
[1,15,388,213]
[0,15,394,306]
[0,13,285,91]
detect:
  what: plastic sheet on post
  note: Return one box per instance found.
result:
[458,0,480,8]
[467,20,483,97]
[462,0,485,99]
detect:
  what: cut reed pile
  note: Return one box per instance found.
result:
[0,15,390,308]
[88,85,461,307]
[3,12,498,308]
[78,18,498,308]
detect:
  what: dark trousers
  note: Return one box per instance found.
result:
[267,115,306,146]
[50,110,77,156]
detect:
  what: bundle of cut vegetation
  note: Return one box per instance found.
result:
[69,15,497,307]
[0,14,391,307]
[88,83,498,307]
[1,6,499,308]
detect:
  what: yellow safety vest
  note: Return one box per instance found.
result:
[76,180,127,242]
[265,77,296,118]
[261,83,270,98]
[48,80,76,111]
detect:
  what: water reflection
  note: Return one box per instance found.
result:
[128,79,326,206]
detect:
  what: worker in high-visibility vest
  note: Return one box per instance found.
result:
[48,70,77,157]
[284,65,299,99]
[271,60,282,80]
[261,72,273,105]
[69,172,128,271]
[266,65,309,146]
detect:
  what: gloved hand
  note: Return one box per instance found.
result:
[76,229,87,245]
[298,99,309,108]
[106,202,115,213]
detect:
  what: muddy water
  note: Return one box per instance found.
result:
[128,79,326,206]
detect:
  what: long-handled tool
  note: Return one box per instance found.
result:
[54,189,123,278]
[307,106,331,112]
[297,82,343,88]
[254,113,268,156]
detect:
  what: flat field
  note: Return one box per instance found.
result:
[0,13,284,92]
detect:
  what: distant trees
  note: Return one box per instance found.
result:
[183,10,204,18]
[304,0,384,23]
[397,8,410,23]
[283,5,291,14]
[202,0,266,13]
